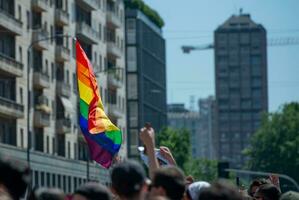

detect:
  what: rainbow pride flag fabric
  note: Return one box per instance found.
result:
[76,40,122,168]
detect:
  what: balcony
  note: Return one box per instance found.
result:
[0,53,23,77]
[33,71,50,89]
[55,9,69,26]
[107,42,121,58]
[0,9,23,36]
[34,109,50,127]
[76,22,100,44]
[0,97,24,119]
[32,0,48,12]
[32,29,49,50]
[56,81,71,97]
[56,118,71,134]
[55,45,70,62]
[107,69,122,89]
[76,0,98,11]
[108,103,123,119]
[106,11,121,29]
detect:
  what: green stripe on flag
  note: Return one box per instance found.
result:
[80,99,89,119]
[106,130,122,145]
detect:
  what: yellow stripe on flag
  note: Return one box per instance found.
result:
[78,79,94,104]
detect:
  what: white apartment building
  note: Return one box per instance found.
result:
[0,0,126,192]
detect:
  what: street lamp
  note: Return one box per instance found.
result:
[26,33,73,174]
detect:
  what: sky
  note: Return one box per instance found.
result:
[143,0,299,112]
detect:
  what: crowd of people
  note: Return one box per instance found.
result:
[0,125,298,200]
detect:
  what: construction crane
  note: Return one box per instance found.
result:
[181,36,299,53]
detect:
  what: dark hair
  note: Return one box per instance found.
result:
[152,166,185,200]
[74,182,111,200]
[111,160,146,198]
[198,180,243,200]
[29,188,65,200]
[0,156,30,200]
[255,184,280,200]
[248,178,271,196]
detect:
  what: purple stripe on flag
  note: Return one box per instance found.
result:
[83,133,113,168]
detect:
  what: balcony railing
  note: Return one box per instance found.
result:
[0,96,24,118]
[76,0,98,11]
[55,9,69,26]
[0,9,23,35]
[0,53,23,77]
[76,22,100,44]
[32,29,49,50]
[56,81,71,97]
[56,118,71,134]
[106,10,121,28]
[32,0,48,12]
[33,71,50,89]
[55,45,70,62]
[107,41,121,58]
[107,68,123,89]
[108,103,123,119]
[34,109,50,127]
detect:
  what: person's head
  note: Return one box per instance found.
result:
[111,160,147,199]
[198,180,243,200]
[149,166,185,200]
[0,156,30,200]
[248,178,271,197]
[29,188,65,200]
[254,184,280,200]
[185,181,210,200]
[73,182,111,200]
[280,191,299,200]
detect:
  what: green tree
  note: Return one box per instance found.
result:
[157,127,218,182]
[156,127,190,169]
[184,158,218,182]
[244,102,299,183]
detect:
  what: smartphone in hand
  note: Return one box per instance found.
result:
[138,146,170,167]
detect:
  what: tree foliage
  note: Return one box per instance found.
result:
[244,102,299,183]
[184,158,218,182]
[157,127,218,182]
[156,127,190,169]
[124,0,165,28]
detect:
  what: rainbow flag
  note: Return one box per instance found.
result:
[76,40,122,168]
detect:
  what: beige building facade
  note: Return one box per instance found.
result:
[0,0,126,192]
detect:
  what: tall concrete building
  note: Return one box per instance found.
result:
[214,13,268,167]
[167,104,201,158]
[198,96,216,159]
[0,0,126,192]
[125,2,167,158]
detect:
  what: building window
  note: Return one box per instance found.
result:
[99,23,102,40]
[19,87,23,104]
[99,55,102,71]
[45,59,49,75]
[20,128,24,148]
[19,46,22,63]
[51,25,54,43]
[51,63,55,81]
[47,136,49,153]
[18,5,21,20]
[52,137,55,154]
[128,102,138,127]
[34,171,39,187]
[68,141,71,158]
[127,47,137,72]
[66,70,69,84]
[41,172,45,186]
[127,74,137,99]
[126,19,136,44]
[26,11,30,29]
[52,174,56,187]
